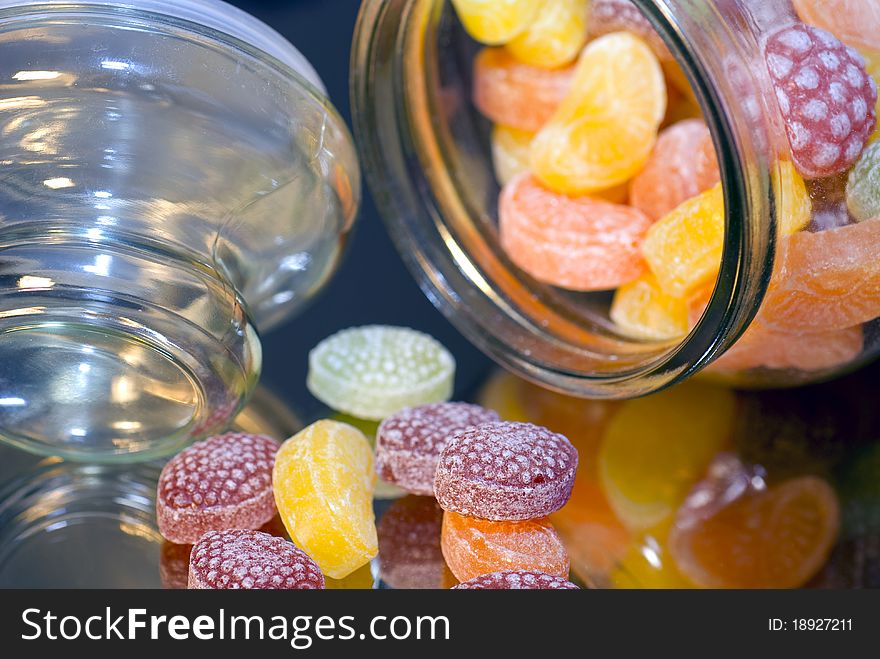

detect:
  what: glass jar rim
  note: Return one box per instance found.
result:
[0,0,326,93]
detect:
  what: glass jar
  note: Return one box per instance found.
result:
[0,0,359,460]
[352,0,880,397]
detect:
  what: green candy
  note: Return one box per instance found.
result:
[308,325,455,421]
[846,141,880,222]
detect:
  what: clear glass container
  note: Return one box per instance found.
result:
[0,0,359,460]
[352,0,880,397]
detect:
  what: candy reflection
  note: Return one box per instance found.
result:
[479,369,880,588]
[377,496,445,589]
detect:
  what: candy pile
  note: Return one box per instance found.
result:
[155,325,579,589]
[459,0,880,375]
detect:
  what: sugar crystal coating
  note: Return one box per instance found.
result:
[376,402,500,495]
[157,432,279,544]
[307,325,455,421]
[846,141,880,221]
[765,23,877,178]
[434,421,578,520]
[188,529,324,590]
[453,570,579,590]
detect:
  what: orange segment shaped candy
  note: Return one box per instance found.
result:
[630,119,720,222]
[440,511,569,583]
[642,183,725,297]
[491,125,533,186]
[773,159,812,235]
[530,32,667,195]
[273,420,377,579]
[709,323,864,373]
[451,0,543,45]
[669,467,840,589]
[610,273,690,341]
[792,0,880,51]
[760,218,880,332]
[598,381,735,531]
[499,173,652,291]
[507,0,590,69]
[473,48,574,132]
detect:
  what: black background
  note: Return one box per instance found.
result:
[228,0,491,420]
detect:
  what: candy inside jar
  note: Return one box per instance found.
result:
[353,0,880,394]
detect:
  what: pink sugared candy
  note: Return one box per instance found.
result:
[452,570,579,590]
[434,421,578,521]
[376,402,500,496]
[188,529,324,589]
[157,432,279,544]
[765,23,877,178]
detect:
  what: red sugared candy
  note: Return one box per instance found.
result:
[452,570,579,590]
[377,496,446,589]
[157,432,279,544]
[188,529,324,589]
[765,23,877,178]
[434,421,578,520]
[376,402,500,495]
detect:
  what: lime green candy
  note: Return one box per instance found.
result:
[846,141,880,222]
[308,325,455,421]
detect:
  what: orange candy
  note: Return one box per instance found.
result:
[669,467,840,588]
[499,173,652,291]
[792,0,880,51]
[473,48,574,133]
[440,511,569,583]
[630,119,720,222]
[760,218,880,332]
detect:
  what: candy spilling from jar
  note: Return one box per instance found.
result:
[153,323,866,590]
[459,0,880,376]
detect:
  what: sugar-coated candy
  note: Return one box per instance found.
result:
[377,496,445,589]
[156,432,279,544]
[451,0,543,45]
[610,273,689,341]
[588,0,673,63]
[792,0,880,52]
[376,402,499,496]
[530,32,667,195]
[307,325,455,421]
[760,218,880,332]
[441,511,570,582]
[273,420,377,579]
[765,23,877,178]
[642,183,724,298]
[629,119,720,222]
[846,141,880,220]
[473,48,574,133]
[324,564,376,590]
[453,570,579,589]
[599,382,735,530]
[669,459,840,588]
[188,529,324,590]
[499,173,652,291]
[435,420,577,520]
[708,322,864,373]
[491,125,533,186]
[507,0,589,69]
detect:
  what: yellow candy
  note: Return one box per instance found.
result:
[324,563,376,590]
[610,273,689,341]
[773,159,811,235]
[507,0,590,69]
[609,524,695,589]
[530,32,666,195]
[491,125,534,186]
[598,381,735,531]
[451,0,544,45]
[273,420,377,579]
[642,183,724,297]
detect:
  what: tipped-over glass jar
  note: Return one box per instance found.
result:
[352,0,880,397]
[0,0,359,460]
